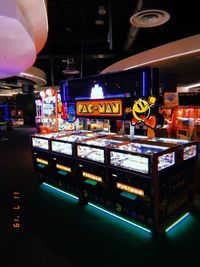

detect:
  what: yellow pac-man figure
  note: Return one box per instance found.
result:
[131,96,157,129]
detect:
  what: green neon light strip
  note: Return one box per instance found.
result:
[58,170,68,175]
[120,191,137,200]
[37,163,46,168]
[88,202,152,234]
[84,179,97,185]
[42,182,79,200]
[165,212,190,233]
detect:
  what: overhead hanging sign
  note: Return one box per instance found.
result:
[76,99,123,118]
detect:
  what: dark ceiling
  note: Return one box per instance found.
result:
[34,0,200,86]
[2,0,200,90]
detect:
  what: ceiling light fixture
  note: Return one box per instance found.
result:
[95,18,104,25]
[62,57,80,75]
[130,9,170,28]
[98,5,106,15]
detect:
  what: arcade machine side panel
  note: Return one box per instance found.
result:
[155,141,199,233]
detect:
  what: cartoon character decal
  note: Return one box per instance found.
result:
[67,103,76,123]
[61,102,68,120]
[128,96,158,129]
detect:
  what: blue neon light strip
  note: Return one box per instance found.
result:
[42,182,79,200]
[84,179,97,185]
[37,163,46,168]
[58,170,68,176]
[88,202,152,234]
[142,70,147,97]
[165,212,190,233]
[42,183,189,235]
[120,191,137,200]
[75,94,126,101]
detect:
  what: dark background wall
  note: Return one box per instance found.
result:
[16,93,36,126]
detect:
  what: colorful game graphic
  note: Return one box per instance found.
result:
[126,96,158,129]
[66,102,76,123]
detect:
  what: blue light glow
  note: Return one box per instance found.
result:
[142,71,147,97]
[88,202,152,234]
[165,212,190,233]
[42,182,79,200]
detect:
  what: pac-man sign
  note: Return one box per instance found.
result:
[125,96,159,129]
[76,99,123,118]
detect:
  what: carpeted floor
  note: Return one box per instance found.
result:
[1,126,200,267]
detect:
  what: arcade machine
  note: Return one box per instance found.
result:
[107,137,198,234]
[31,131,78,185]
[160,92,200,142]
[176,93,200,141]
[30,67,199,235]
[49,131,110,197]
[39,87,58,133]
[76,133,126,208]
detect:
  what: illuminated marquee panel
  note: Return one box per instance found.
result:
[36,158,48,165]
[82,171,103,183]
[76,99,123,117]
[56,164,71,172]
[116,182,144,197]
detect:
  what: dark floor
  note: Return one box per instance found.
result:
[1,126,200,267]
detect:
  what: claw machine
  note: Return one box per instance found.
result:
[75,134,127,208]
[49,131,108,197]
[31,131,77,184]
[107,138,199,234]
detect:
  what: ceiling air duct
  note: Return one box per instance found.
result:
[129,9,170,28]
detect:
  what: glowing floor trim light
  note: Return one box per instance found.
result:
[88,202,152,234]
[42,183,79,200]
[165,212,190,233]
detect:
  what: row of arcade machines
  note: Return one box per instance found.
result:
[31,69,199,235]
[160,92,200,141]
[31,129,199,235]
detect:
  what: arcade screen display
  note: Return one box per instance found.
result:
[32,137,49,150]
[62,67,152,100]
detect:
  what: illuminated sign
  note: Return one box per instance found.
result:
[90,84,104,99]
[76,99,123,117]
[116,182,144,197]
[36,158,48,165]
[125,96,158,129]
[56,164,71,172]
[82,171,103,183]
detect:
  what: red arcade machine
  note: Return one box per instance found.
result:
[39,87,58,133]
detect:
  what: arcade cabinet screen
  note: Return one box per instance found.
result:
[63,67,151,100]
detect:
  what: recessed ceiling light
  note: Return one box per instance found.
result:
[130,9,170,28]
[98,5,106,15]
